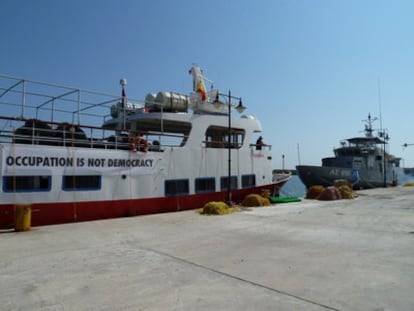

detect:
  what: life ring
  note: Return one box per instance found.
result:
[129,136,148,152]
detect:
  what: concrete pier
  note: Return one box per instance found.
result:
[1,186,414,310]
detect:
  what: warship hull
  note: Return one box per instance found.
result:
[296,165,393,189]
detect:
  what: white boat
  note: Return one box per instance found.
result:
[0,65,289,228]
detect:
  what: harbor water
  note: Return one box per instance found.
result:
[279,175,307,198]
[281,170,414,199]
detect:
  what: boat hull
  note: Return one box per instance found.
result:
[0,67,289,230]
[296,165,391,189]
[0,179,288,229]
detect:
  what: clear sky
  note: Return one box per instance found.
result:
[1,0,413,169]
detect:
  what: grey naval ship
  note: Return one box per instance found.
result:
[297,114,401,189]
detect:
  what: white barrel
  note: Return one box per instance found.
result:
[154,92,189,112]
[144,93,157,111]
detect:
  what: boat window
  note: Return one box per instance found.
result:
[134,119,192,148]
[241,174,256,188]
[195,177,216,193]
[3,175,51,192]
[62,175,101,191]
[220,176,238,190]
[165,179,189,196]
[205,126,245,149]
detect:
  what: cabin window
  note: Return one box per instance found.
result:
[3,175,51,192]
[220,176,238,190]
[165,179,189,196]
[241,174,256,188]
[205,126,245,149]
[195,177,216,193]
[63,175,101,191]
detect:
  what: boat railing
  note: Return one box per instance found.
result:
[0,74,187,151]
[202,140,243,149]
[0,74,122,125]
[0,121,121,150]
[0,115,192,151]
[249,143,272,151]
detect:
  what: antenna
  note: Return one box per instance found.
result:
[362,113,377,137]
[377,77,383,131]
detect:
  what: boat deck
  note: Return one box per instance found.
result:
[1,186,414,310]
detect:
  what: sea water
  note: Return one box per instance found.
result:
[279,175,307,198]
[282,171,414,198]
[397,169,414,185]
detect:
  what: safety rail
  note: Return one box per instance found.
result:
[0,74,188,151]
[0,73,124,126]
[249,143,272,151]
[0,115,188,151]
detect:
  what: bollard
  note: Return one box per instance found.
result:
[14,205,31,232]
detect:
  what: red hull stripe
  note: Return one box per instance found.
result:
[0,183,286,229]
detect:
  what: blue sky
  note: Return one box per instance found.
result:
[1,0,414,169]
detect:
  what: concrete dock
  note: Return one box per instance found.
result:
[1,186,414,311]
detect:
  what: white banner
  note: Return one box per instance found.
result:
[2,145,156,174]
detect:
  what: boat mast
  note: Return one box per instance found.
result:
[377,77,383,132]
[363,113,377,138]
[120,78,127,131]
[377,78,388,187]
